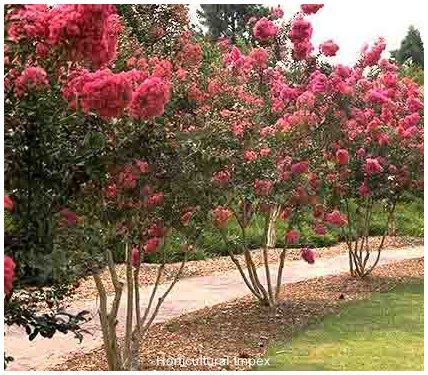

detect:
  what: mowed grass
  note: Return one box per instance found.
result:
[259,280,424,371]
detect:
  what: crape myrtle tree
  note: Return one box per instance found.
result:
[321,48,424,277]
[4,3,212,371]
[186,4,349,307]
[4,196,88,369]
[189,1,423,303]
[3,4,424,372]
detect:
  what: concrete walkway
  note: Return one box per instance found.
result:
[4,246,424,370]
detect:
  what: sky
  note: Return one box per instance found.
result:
[189,2,426,66]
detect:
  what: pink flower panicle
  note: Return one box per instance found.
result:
[320,40,339,57]
[324,210,347,227]
[253,17,278,41]
[4,255,16,295]
[300,4,324,14]
[301,248,315,264]
[14,66,49,97]
[212,207,232,228]
[129,77,171,120]
[285,229,300,244]
[254,179,273,197]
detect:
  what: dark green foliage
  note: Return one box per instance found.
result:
[112,198,423,264]
[391,26,424,67]
[197,4,269,43]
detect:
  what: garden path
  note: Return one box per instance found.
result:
[4,245,424,370]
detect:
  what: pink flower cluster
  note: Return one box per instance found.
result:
[14,66,49,97]
[212,206,232,228]
[211,170,231,187]
[129,77,171,120]
[253,17,278,41]
[320,40,339,57]
[62,69,132,119]
[301,248,315,264]
[289,18,313,60]
[254,179,273,197]
[300,4,324,14]
[285,229,300,244]
[324,210,347,227]
[4,255,16,295]
[7,5,121,68]
[63,70,170,120]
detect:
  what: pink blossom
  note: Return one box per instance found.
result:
[129,77,170,120]
[180,211,193,225]
[285,229,300,244]
[244,150,259,161]
[335,149,349,165]
[296,91,315,109]
[291,161,309,174]
[309,71,328,93]
[117,166,137,190]
[313,223,327,235]
[131,247,140,267]
[144,237,160,253]
[134,160,149,174]
[259,147,271,157]
[4,196,14,212]
[356,148,366,159]
[260,126,276,137]
[365,158,384,175]
[62,69,132,119]
[358,182,370,196]
[313,204,325,218]
[147,222,165,237]
[280,207,292,220]
[14,66,49,97]
[293,40,313,60]
[300,4,324,14]
[4,255,16,295]
[60,208,79,226]
[407,97,424,112]
[249,47,269,69]
[104,183,117,199]
[254,179,273,196]
[147,192,164,210]
[361,38,386,67]
[301,248,315,264]
[211,170,231,187]
[320,40,339,56]
[324,210,347,227]
[271,7,284,19]
[253,17,278,41]
[212,206,232,228]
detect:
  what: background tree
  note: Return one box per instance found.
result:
[391,26,424,67]
[197,4,269,43]
[116,4,189,56]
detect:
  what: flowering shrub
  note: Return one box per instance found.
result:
[3,3,423,368]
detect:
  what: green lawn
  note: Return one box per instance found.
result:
[258,280,424,371]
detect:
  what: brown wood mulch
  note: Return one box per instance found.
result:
[54,256,424,371]
[67,236,423,304]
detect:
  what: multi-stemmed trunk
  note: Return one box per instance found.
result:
[92,241,187,370]
[344,198,397,278]
[221,204,286,308]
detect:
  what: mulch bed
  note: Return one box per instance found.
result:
[54,256,424,371]
[67,236,423,303]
